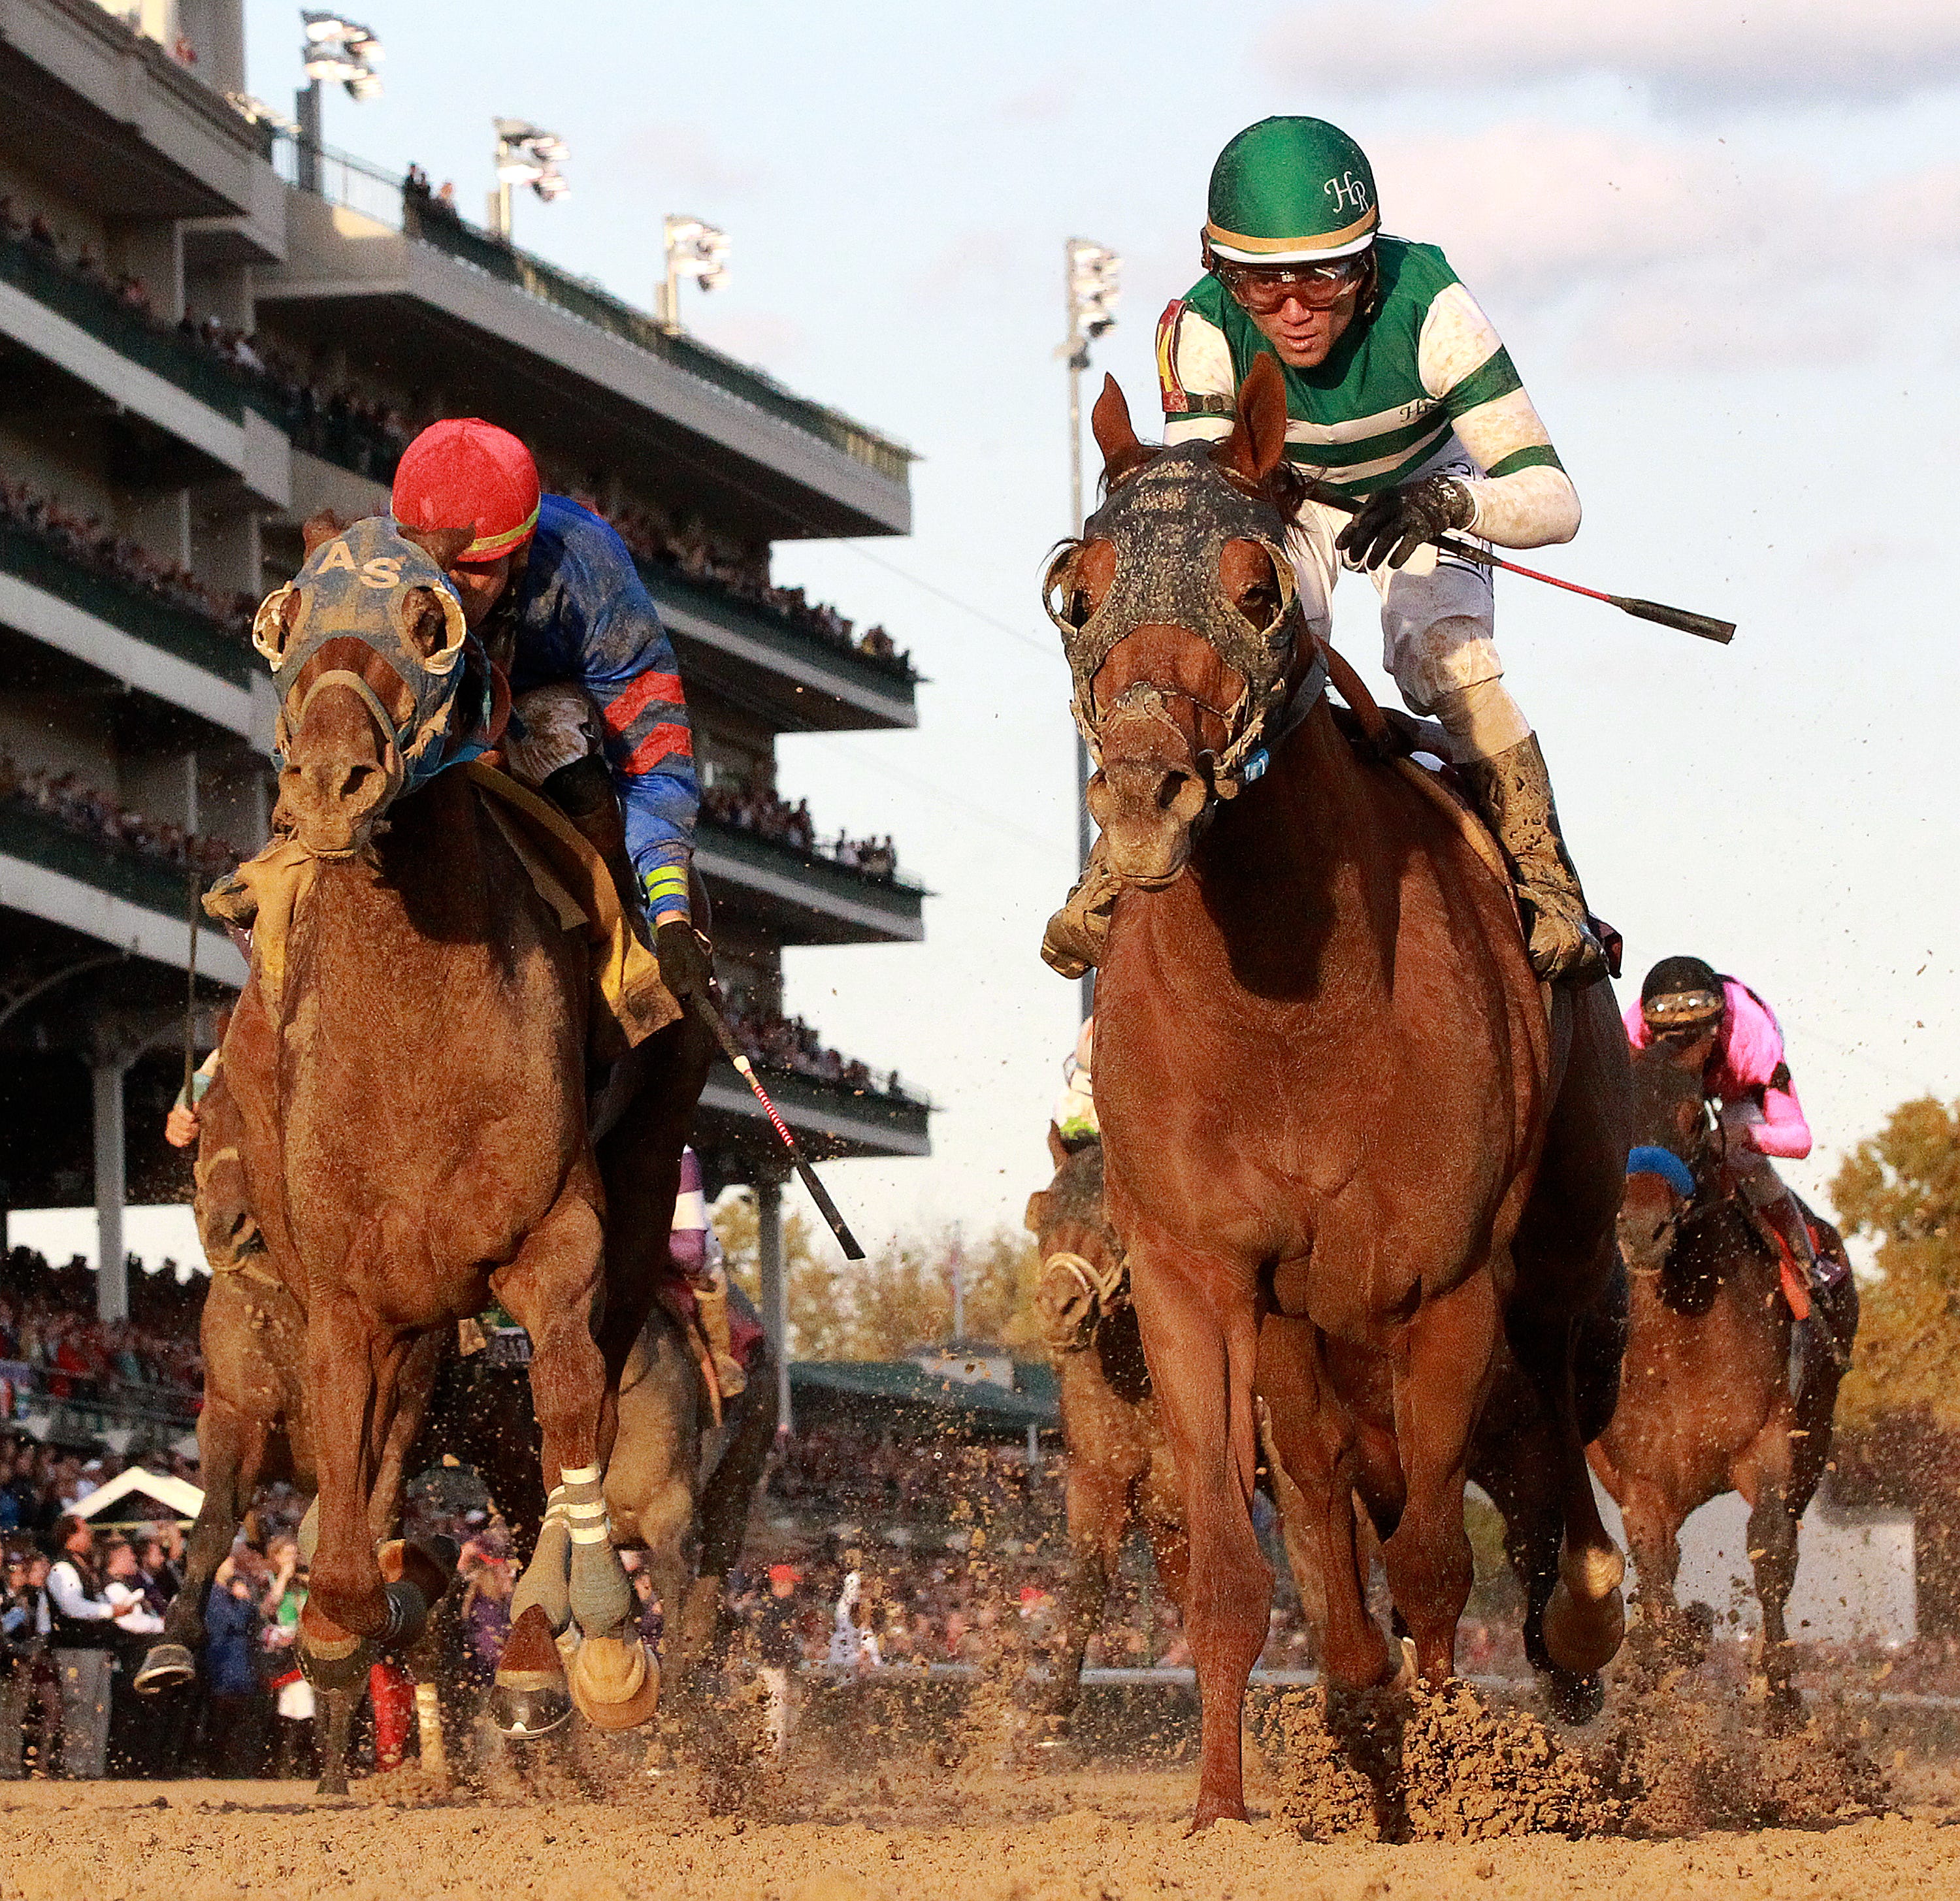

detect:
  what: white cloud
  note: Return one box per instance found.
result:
[1266,1,1960,106]
[1366,123,1960,367]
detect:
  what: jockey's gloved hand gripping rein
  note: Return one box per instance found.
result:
[1336,474,1476,572]
[654,917,714,1003]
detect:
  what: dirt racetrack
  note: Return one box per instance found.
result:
[2,1720,1957,1901]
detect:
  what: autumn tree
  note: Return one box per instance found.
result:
[1828,1095,1960,1633]
[1831,1095,1960,1430]
[714,1192,1039,1362]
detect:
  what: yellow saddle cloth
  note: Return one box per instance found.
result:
[208,761,678,1062]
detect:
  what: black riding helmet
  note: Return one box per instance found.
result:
[1640,955,1725,1033]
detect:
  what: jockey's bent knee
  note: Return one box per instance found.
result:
[1429,677,1533,766]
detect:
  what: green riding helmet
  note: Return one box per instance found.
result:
[1205,116,1379,263]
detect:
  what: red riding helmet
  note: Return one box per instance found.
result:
[391,418,541,565]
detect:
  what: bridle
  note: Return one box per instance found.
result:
[1044,442,1328,813]
[252,519,485,854]
[1043,1248,1128,1310]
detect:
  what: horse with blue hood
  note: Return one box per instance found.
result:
[212,513,702,1768]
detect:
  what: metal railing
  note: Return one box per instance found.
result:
[268,132,915,486]
[696,813,925,903]
[0,521,254,686]
[0,230,285,431]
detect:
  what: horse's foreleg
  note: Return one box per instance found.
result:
[1130,1246,1269,1831]
[1602,1463,1690,1668]
[1382,1268,1498,1685]
[138,1397,268,1691]
[301,1287,389,1643]
[1511,1298,1626,1674]
[498,1183,657,1732]
[1255,1312,1391,1691]
[1039,1455,1133,1739]
[1737,1431,1804,1727]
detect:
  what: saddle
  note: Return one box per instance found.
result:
[208,762,679,1066]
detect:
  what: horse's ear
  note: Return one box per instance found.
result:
[1220,353,1290,485]
[400,585,451,660]
[301,509,348,557]
[1045,1121,1071,1171]
[1024,1190,1050,1235]
[399,523,476,570]
[1091,375,1152,487]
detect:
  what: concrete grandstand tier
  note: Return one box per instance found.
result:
[695,817,924,948]
[257,162,913,547]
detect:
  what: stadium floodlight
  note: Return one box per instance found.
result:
[490,120,570,235]
[657,215,731,332]
[1057,236,1122,1022]
[299,12,383,100]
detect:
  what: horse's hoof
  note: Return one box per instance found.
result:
[490,1676,574,1740]
[1186,1796,1250,1835]
[568,1636,661,1732]
[315,1772,351,1798]
[1543,1580,1627,1674]
[133,1644,196,1695]
[1545,1667,1605,1727]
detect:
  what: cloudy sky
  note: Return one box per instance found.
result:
[138,0,1952,1267]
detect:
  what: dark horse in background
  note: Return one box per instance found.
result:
[1045,361,1631,1827]
[1026,1129,1625,1745]
[1592,1042,1857,1722]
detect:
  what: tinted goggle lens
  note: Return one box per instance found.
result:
[1219,257,1364,312]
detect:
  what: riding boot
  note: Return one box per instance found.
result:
[1041,834,1124,980]
[540,758,647,937]
[1456,734,1608,984]
[1759,1190,1850,1386]
[691,1278,747,1399]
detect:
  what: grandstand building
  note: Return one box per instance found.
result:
[0,0,928,1352]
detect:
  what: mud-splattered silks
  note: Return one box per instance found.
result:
[1044,441,1326,796]
[252,517,491,799]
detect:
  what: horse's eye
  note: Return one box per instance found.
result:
[1237,580,1279,629]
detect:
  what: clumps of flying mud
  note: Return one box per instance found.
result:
[1592,1672,1893,1834]
[1265,1682,1605,1842]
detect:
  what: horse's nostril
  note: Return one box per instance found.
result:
[1156,772,1189,814]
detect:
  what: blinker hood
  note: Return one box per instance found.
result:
[1045,442,1311,794]
[253,517,487,798]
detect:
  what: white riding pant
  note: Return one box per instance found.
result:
[504,682,604,787]
[1285,455,1519,753]
[1720,1099,1790,1210]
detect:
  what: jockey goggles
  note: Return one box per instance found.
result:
[1641,988,1725,1033]
[1211,251,1368,312]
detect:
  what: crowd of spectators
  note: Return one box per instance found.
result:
[700,781,901,882]
[0,748,243,882]
[0,1249,204,1427]
[0,477,257,640]
[723,998,919,1103]
[570,486,912,675]
[3,196,914,682]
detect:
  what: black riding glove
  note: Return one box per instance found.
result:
[654,917,715,1003]
[1335,474,1476,572]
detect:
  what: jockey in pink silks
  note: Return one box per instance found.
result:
[1625,956,1847,1329]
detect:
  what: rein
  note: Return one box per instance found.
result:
[1045,1248,1128,1309]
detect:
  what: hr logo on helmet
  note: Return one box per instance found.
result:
[1324,171,1371,214]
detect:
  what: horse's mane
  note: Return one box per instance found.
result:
[1048,1137,1108,1231]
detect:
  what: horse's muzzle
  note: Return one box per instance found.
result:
[1088,755,1210,889]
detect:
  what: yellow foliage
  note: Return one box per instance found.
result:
[1830,1095,1960,1431]
[713,1193,1041,1361]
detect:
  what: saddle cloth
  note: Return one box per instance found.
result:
[208,762,679,1064]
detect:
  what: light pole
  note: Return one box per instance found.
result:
[489,120,570,242]
[657,215,730,334]
[1060,236,1122,1022]
[296,11,382,193]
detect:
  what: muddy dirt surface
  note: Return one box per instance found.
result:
[1,1732,1955,1901]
